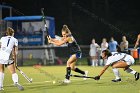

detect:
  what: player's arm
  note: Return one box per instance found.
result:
[99,65,110,76]
[48,36,68,46]
[134,34,140,48]
[51,39,67,46]
[12,46,18,67]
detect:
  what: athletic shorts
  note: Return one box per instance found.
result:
[70,52,82,59]
[123,55,135,65]
[0,59,14,65]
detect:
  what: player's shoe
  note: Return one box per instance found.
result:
[14,82,24,91]
[63,79,71,84]
[0,87,4,91]
[112,78,121,82]
[83,71,88,80]
[134,72,139,81]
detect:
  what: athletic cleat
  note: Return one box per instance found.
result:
[112,78,121,82]
[134,72,139,81]
[14,83,24,91]
[0,87,4,91]
[83,71,88,80]
[63,79,71,84]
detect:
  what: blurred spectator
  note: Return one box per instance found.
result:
[27,22,34,35]
[89,38,100,66]
[100,38,108,66]
[120,36,129,53]
[108,37,118,52]
[134,34,140,48]
[101,38,108,51]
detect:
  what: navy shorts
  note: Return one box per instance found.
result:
[70,53,82,59]
[138,48,140,54]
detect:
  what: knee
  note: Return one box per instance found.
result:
[67,62,71,66]
[0,69,4,73]
[8,65,16,74]
[112,65,117,69]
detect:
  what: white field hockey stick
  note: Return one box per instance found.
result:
[14,52,32,83]
[16,66,32,83]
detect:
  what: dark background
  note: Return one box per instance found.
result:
[1,0,140,45]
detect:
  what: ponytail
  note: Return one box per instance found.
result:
[6,27,14,36]
[62,25,71,35]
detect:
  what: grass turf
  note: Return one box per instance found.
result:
[1,65,140,93]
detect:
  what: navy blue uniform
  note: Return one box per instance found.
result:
[67,36,82,58]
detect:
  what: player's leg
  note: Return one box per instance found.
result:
[122,55,139,81]
[111,61,128,82]
[0,64,4,90]
[7,63,24,90]
[113,61,139,81]
[70,53,88,80]
[70,60,85,74]
[63,54,77,83]
[71,62,88,80]
[111,68,121,82]
[124,67,139,81]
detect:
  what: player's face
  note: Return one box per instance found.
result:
[101,52,107,59]
[62,31,67,38]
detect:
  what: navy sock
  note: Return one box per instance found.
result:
[74,68,85,75]
[65,67,71,80]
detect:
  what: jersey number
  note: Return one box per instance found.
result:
[112,53,122,56]
[7,38,11,47]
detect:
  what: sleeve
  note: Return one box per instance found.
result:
[105,57,112,65]
[14,38,18,47]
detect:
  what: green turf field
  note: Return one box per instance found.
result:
[1,65,140,93]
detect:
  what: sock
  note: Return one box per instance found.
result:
[65,67,71,80]
[125,68,136,75]
[2,73,4,87]
[112,68,121,79]
[74,68,85,75]
[12,73,18,84]
[0,72,4,88]
[92,60,95,66]
[95,60,98,66]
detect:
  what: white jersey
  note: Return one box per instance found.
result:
[105,52,134,66]
[0,36,18,61]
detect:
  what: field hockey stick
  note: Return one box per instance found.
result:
[41,8,49,36]
[70,74,95,79]
[16,66,33,83]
